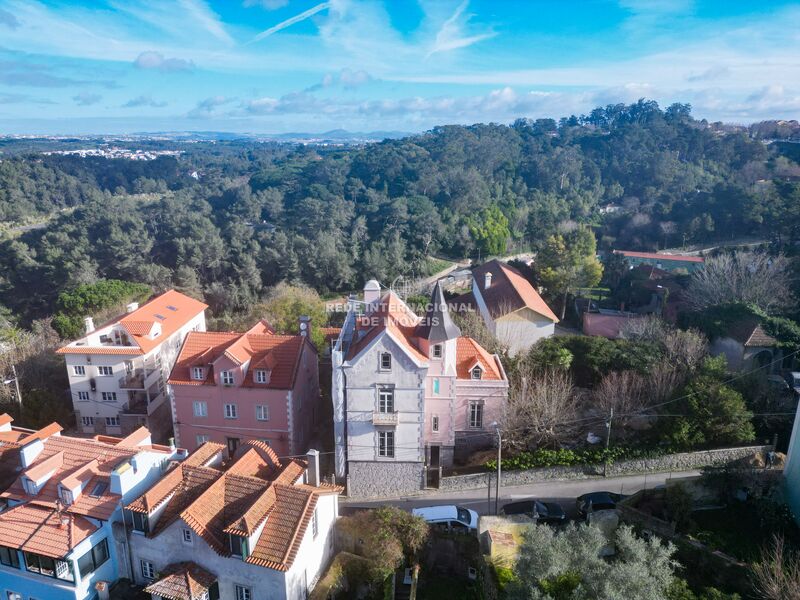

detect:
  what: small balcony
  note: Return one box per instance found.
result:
[119,369,146,389]
[372,411,399,426]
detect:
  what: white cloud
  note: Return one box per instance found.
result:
[73,92,102,106]
[122,95,167,108]
[187,95,235,118]
[134,51,195,73]
[686,65,729,82]
[426,0,496,58]
[251,2,331,43]
[243,0,289,9]
[177,0,233,45]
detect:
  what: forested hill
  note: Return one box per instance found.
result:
[1,100,799,322]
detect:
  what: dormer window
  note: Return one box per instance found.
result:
[229,534,249,559]
[221,370,234,386]
[380,352,392,371]
[254,369,269,384]
[129,511,150,534]
[192,367,205,381]
[59,488,73,506]
[89,481,108,498]
[432,344,442,358]
[471,365,483,380]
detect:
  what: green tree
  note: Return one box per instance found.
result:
[467,204,511,256]
[258,283,328,348]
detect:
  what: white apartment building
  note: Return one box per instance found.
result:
[57,290,207,442]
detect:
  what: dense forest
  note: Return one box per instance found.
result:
[1,99,799,323]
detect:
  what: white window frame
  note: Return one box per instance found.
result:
[193,401,208,417]
[140,559,155,580]
[379,352,392,371]
[81,416,94,427]
[433,378,440,395]
[224,403,238,419]
[432,416,439,432]
[77,391,90,401]
[73,365,86,376]
[196,434,210,446]
[378,430,395,458]
[106,416,120,427]
[221,370,234,385]
[98,366,113,376]
[469,402,483,429]
[432,344,442,358]
[181,528,192,545]
[191,366,205,381]
[235,584,252,600]
[378,387,394,413]
[101,392,117,402]
[471,365,483,380]
[254,369,269,384]
[255,405,269,421]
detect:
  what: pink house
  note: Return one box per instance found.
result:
[168,319,319,458]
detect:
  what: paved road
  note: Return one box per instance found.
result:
[341,470,701,517]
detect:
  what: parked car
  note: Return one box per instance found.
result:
[785,371,800,395]
[576,491,624,517]
[411,505,479,532]
[500,499,566,523]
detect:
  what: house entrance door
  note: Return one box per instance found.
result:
[427,446,441,488]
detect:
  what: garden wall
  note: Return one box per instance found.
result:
[438,445,771,493]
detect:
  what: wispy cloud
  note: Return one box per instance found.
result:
[0,8,19,29]
[243,0,289,9]
[73,92,102,106]
[251,2,331,43]
[686,65,729,82]
[134,51,195,73]
[426,0,496,58]
[306,67,373,91]
[187,95,235,118]
[123,95,167,108]
[178,0,234,45]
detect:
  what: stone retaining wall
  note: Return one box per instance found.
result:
[347,460,424,498]
[438,445,771,493]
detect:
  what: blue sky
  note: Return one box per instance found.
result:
[0,0,798,134]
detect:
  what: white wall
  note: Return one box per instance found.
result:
[495,308,555,355]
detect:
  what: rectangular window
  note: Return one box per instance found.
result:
[378,431,395,458]
[224,403,238,419]
[221,370,234,385]
[471,366,483,380]
[432,344,442,358]
[191,366,205,380]
[182,529,192,544]
[140,559,155,580]
[255,405,269,421]
[24,552,56,577]
[98,366,113,376]
[193,401,208,417]
[101,392,117,402]
[378,387,394,413]
[380,352,392,370]
[227,437,240,456]
[433,378,440,394]
[432,416,439,432]
[77,391,90,401]
[131,511,149,534]
[106,416,120,427]
[77,539,109,578]
[469,402,483,429]
[196,434,210,446]
[312,508,319,538]
[81,417,94,427]
[0,545,19,568]
[230,535,249,559]
[235,585,252,600]
[254,369,269,384]
[73,365,86,376]
[89,481,108,497]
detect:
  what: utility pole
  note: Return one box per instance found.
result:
[603,407,613,477]
[494,423,501,515]
[487,471,492,515]
[11,365,22,410]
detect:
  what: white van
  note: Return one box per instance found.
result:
[411,505,479,532]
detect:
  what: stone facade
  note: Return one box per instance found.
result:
[347,460,425,498]
[439,445,772,493]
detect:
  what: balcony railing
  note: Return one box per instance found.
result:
[372,411,399,426]
[118,369,145,389]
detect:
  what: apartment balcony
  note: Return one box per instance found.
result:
[119,369,146,389]
[372,411,399,426]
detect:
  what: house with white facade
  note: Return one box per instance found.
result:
[332,280,508,498]
[0,413,184,600]
[124,440,341,600]
[57,290,208,443]
[455,259,559,355]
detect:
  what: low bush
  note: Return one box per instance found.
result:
[485,445,677,471]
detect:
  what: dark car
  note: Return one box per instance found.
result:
[576,491,624,516]
[500,499,566,523]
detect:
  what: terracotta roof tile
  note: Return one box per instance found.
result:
[0,503,97,558]
[19,423,63,446]
[144,561,217,600]
[182,442,226,468]
[728,318,778,347]
[472,260,559,322]
[456,337,502,380]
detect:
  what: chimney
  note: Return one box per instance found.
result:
[168,437,176,451]
[84,317,95,334]
[484,272,493,290]
[126,302,139,313]
[306,449,320,487]
[363,279,381,309]
[299,315,311,337]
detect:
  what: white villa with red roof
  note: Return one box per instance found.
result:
[124,441,341,600]
[168,318,319,458]
[0,414,185,600]
[57,290,208,443]
[332,280,508,498]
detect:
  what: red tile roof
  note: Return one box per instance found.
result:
[472,260,559,322]
[168,325,312,390]
[144,561,217,600]
[0,503,97,558]
[614,250,705,263]
[57,290,207,355]
[456,337,502,380]
[727,318,778,347]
